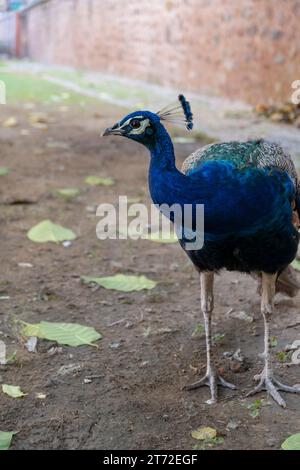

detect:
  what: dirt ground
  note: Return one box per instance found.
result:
[0,102,300,450]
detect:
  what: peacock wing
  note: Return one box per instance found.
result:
[181,139,300,297]
[182,139,298,188]
[181,143,217,175]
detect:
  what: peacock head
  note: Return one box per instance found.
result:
[102,95,193,147]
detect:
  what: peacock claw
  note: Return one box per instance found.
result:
[183,371,236,404]
[246,369,300,408]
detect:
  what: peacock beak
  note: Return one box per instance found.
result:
[102,123,124,137]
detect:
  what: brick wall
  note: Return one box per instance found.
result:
[22,0,300,105]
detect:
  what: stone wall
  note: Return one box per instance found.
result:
[21,0,300,104]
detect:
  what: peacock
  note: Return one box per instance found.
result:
[103,95,300,407]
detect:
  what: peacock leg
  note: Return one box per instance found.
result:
[247,272,300,407]
[184,272,236,404]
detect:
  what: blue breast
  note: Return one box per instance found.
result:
[149,159,298,273]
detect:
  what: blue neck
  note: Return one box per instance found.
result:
[147,125,176,170]
[147,125,187,207]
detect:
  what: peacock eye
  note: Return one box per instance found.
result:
[130,119,141,129]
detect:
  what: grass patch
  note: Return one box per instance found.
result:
[45,70,150,105]
[0,71,91,104]
[1,68,150,106]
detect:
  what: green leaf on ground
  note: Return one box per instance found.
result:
[242,399,263,418]
[281,433,300,450]
[55,188,80,199]
[84,176,114,186]
[2,384,27,398]
[147,231,178,244]
[270,336,277,347]
[0,167,10,176]
[292,259,300,271]
[6,352,17,364]
[192,323,205,336]
[21,323,44,338]
[22,321,102,347]
[82,274,157,292]
[212,333,225,343]
[0,431,16,450]
[27,220,76,243]
[277,351,290,363]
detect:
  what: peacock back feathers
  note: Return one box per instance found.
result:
[182,139,298,190]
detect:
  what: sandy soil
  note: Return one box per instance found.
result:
[0,103,300,450]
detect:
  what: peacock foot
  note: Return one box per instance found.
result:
[246,368,300,408]
[183,369,236,405]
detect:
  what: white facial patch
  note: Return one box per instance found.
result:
[120,116,150,135]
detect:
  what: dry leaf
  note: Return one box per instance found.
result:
[191,426,217,440]
[3,117,18,128]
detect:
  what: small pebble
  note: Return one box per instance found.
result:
[36,393,46,400]
[47,346,63,356]
[139,361,150,367]
[226,420,240,431]
[18,262,33,268]
[86,205,96,213]
[26,336,37,353]
[62,241,72,248]
[56,363,81,376]
[266,437,277,448]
